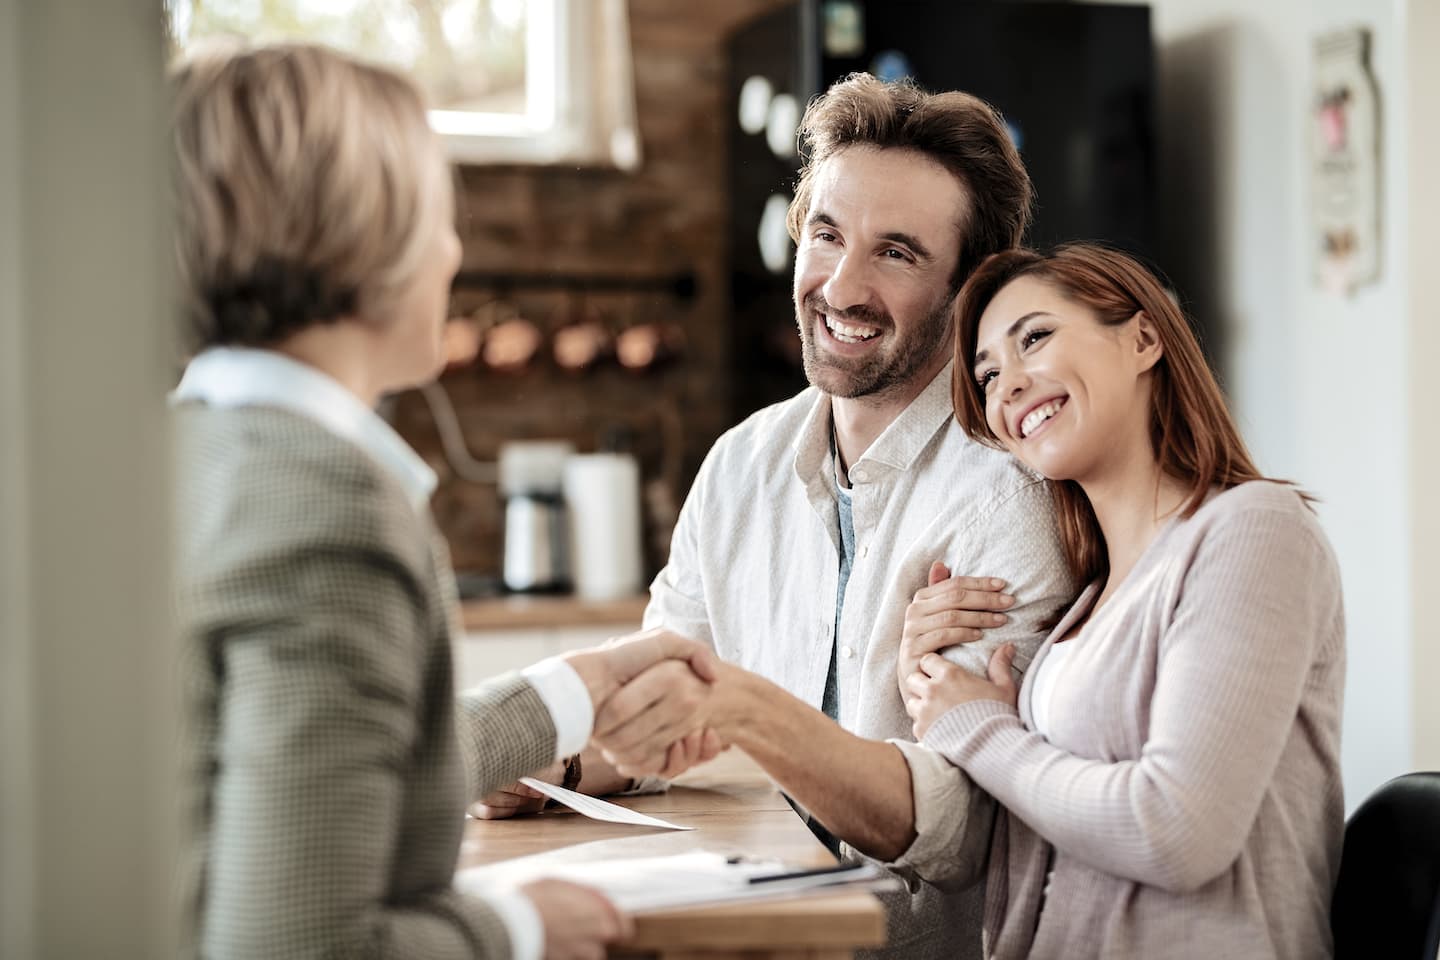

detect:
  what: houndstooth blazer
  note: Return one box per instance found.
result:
[176,402,556,959]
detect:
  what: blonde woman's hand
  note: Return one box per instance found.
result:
[904,644,1019,740]
[592,659,712,777]
[469,759,564,820]
[563,628,719,711]
[521,879,632,960]
[898,561,1015,692]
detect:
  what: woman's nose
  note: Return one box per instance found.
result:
[996,365,1030,400]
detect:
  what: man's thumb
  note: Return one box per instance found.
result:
[928,561,951,587]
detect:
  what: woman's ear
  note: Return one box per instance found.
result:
[1131,310,1164,372]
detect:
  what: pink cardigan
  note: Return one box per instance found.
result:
[923,481,1345,959]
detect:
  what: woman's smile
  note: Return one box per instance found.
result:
[1015,395,1069,440]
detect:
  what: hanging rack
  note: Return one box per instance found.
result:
[451,269,698,302]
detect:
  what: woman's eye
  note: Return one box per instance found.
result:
[815,231,837,243]
[1020,327,1051,349]
[975,370,998,392]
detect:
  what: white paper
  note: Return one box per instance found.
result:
[517,777,693,830]
[455,849,895,914]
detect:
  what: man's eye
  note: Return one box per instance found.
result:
[883,248,912,261]
[815,231,837,243]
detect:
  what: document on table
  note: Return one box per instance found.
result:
[456,850,896,914]
[516,777,693,830]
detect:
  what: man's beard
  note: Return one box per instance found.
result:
[796,291,955,401]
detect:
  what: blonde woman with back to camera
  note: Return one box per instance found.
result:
[898,244,1346,959]
[171,43,720,960]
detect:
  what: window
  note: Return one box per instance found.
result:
[165,0,641,169]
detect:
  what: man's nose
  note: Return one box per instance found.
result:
[821,253,870,312]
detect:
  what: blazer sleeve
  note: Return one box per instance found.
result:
[201,529,519,958]
[921,500,1338,893]
[456,676,560,801]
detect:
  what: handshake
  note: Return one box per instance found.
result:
[476,628,728,819]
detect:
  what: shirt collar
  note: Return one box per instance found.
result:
[172,346,438,512]
[794,359,958,489]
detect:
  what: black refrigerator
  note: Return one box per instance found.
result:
[727,0,1155,421]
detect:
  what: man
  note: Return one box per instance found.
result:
[635,74,1073,959]
[483,74,1074,958]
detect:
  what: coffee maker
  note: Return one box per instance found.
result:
[498,441,574,593]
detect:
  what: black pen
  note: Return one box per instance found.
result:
[746,863,869,885]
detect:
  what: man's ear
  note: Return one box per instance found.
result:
[1132,310,1163,373]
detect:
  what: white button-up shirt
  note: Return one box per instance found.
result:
[645,361,1075,958]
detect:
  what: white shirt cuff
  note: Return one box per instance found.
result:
[521,656,594,760]
[476,887,543,960]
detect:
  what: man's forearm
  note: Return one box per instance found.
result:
[710,664,917,862]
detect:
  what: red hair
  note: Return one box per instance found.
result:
[953,243,1309,585]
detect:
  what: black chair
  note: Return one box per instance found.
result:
[1331,771,1440,959]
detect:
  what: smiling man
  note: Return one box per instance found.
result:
[633,75,1077,959]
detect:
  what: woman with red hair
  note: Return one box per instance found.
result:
[901,243,1345,959]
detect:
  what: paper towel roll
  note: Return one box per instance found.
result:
[563,453,644,600]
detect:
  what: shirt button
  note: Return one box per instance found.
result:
[841,645,855,659]
[860,544,870,558]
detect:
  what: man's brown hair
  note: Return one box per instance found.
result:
[786,72,1034,291]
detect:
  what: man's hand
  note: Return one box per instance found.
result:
[904,644,1019,739]
[898,561,1014,691]
[519,878,632,960]
[469,758,563,820]
[563,628,719,711]
[654,728,727,780]
[591,658,714,777]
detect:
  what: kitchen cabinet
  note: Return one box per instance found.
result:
[454,595,647,691]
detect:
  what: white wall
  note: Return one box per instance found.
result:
[1,2,180,957]
[1294,0,1414,806]
[1406,0,1440,771]
[1139,0,1425,807]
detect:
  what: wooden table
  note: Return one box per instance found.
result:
[458,751,887,959]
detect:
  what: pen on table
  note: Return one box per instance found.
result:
[746,863,868,885]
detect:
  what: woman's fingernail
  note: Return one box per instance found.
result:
[999,594,1016,607]
[991,613,1008,625]
[989,578,1007,589]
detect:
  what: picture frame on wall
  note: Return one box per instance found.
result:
[1311,26,1381,296]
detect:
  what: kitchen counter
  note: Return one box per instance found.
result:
[460,593,650,632]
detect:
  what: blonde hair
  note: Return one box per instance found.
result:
[171,41,454,347]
